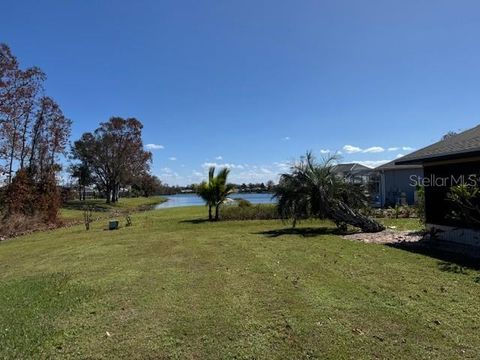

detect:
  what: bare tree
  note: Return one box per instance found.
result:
[0,43,71,223]
[0,43,47,182]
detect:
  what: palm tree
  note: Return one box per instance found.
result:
[197,167,215,221]
[196,167,235,221]
[274,152,384,233]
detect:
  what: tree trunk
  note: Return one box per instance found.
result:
[7,143,15,184]
[208,205,212,221]
[329,201,385,233]
[105,184,111,203]
[19,122,28,169]
[111,185,117,204]
[215,205,220,221]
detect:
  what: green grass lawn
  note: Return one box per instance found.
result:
[59,196,166,222]
[0,207,479,359]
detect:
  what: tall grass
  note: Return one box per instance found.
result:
[220,204,279,220]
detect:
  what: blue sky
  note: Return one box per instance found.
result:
[3,0,480,185]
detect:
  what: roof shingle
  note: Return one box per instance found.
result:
[395,124,480,165]
[375,159,422,170]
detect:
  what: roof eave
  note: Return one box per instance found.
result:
[395,150,480,166]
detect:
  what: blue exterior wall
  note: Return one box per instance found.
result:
[380,168,423,207]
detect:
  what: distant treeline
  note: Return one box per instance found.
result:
[157,181,277,195]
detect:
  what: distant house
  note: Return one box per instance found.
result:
[77,186,97,199]
[375,160,423,207]
[332,163,382,206]
[332,163,372,184]
[396,125,480,255]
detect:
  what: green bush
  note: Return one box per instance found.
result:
[416,185,426,225]
[220,204,279,221]
[447,184,480,228]
[371,205,418,219]
[234,198,252,208]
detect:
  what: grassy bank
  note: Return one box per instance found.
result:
[60,196,166,222]
[0,207,478,359]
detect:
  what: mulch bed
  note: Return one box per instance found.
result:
[343,229,424,244]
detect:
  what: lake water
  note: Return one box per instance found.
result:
[155,192,275,209]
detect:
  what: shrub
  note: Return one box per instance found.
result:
[0,213,60,238]
[0,186,6,209]
[220,204,279,221]
[36,172,61,223]
[4,169,36,217]
[3,169,61,224]
[447,184,480,228]
[60,187,76,203]
[416,185,426,225]
[371,205,418,219]
[234,198,252,208]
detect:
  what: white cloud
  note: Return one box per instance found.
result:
[169,157,177,161]
[159,167,180,180]
[343,145,386,154]
[202,162,245,170]
[283,136,290,141]
[215,156,223,160]
[273,161,291,171]
[228,169,280,184]
[343,145,362,154]
[165,158,316,185]
[363,146,385,153]
[387,146,414,152]
[352,160,391,168]
[192,161,292,185]
[320,149,330,154]
[146,143,164,150]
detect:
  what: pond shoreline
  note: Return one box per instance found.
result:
[155,192,275,209]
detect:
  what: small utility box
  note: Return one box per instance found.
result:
[109,220,119,230]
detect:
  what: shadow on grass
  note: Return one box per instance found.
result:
[62,199,110,212]
[438,262,469,274]
[386,239,480,271]
[179,218,211,224]
[256,227,355,238]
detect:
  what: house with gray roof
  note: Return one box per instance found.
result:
[332,161,424,208]
[332,163,386,207]
[375,160,423,207]
[332,163,373,184]
[396,124,480,255]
